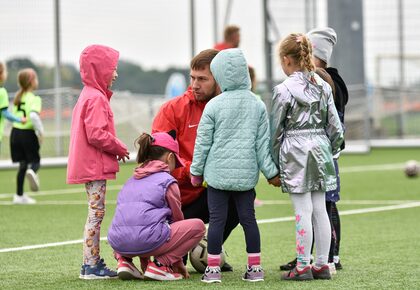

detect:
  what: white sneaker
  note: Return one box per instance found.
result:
[328,262,337,275]
[13,194,36,204]
[26,169,40,191]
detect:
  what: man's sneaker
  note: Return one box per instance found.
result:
[13,194,36,204]
[201,266,221,283]
[279,257,313,271]
[144,260,182,281]
[220,262,233,272]
[281,266,314,281]
[82,259,118,279]
[328,262,337,275]
[242,265,264,282]
[117,257,143,280]
[312,264,332,280]
[25,169,40,192]
[279,258,297,271]
[335,261,343,270]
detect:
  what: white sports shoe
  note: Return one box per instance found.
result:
[13,194,36,204]
[26,169,40,191]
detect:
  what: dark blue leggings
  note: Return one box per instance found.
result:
[207,186,260,255]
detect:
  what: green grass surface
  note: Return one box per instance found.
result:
[1,148,420,289]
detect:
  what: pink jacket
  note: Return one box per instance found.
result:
[66,45,127,184]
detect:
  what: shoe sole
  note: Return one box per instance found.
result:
[80,274,118,280]
[201,279,221,283]
[242,278,264,282]
[118,267,143,280]
[144,271,182,281]
[26,171,39,192]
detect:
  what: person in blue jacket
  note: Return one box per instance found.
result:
[190,48,280,283]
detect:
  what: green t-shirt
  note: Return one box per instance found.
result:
[0,87,10,141]
[13,91,42,130]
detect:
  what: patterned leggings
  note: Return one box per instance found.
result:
[83,180,106,266]
[290,191,331,268]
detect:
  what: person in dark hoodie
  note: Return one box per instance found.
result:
[308,27,348,272]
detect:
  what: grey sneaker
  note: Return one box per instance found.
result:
[82,259,118,280]
[201,266,221,283]
[281,265,314,281]
[242,265,264,282]
[312,264,331,280]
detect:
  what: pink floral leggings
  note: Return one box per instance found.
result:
[83,180,106,266]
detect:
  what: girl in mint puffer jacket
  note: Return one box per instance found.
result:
[190,48,280,283]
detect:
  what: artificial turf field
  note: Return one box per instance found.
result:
[0,148,419,289]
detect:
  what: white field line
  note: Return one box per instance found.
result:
[1,199,418,206]
[261,199,420,205]
[0,200,117,206]
[0,185,123,199]
[1,201,420,254]
[0,162,408,199]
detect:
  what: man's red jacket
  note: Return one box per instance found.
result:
[152,88,207,206]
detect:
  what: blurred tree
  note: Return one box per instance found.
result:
[3,58,188,95]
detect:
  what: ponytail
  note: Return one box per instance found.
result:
[14,68,37,106]
[135,133,169,164]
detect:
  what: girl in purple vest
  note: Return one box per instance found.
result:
[108,131,206,281]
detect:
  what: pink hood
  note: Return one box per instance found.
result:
[79,44,119,99]
[134,160,170,179]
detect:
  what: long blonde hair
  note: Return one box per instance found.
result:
[14,68,38,106]
[278,33,315,72]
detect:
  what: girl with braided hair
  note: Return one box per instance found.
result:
[269,33,344,281]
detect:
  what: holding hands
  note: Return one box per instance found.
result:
[190,175,203,187]
[268,175,281,187]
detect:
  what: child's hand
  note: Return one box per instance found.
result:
[21,117,27,124]
[191,175,203,187]
[173,261,189,279]
[268,175,281,187]
[118,151,130,163]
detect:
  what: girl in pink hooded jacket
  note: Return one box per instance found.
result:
[67,44,129,279]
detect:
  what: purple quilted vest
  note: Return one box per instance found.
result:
[108,171,176,255]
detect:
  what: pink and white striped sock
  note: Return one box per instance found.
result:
[248,253,261,266]
[208,254,221,267]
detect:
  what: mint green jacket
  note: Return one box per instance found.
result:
[190,48,278,191]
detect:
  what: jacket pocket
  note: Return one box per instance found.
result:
[102,152,119,174]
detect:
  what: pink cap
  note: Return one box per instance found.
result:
[151,132,185,168]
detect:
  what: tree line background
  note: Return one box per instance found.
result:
[3,58,189,95]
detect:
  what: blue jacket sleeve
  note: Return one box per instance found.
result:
[1,108,22,123]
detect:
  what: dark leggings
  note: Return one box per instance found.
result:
[182,189,239,264]
[17,161,40,196]
[330,202,341,256]
[207,186,259,255]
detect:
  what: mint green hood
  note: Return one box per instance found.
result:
[210,48,251,92]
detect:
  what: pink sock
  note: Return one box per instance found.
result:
[208,254,221,267]
[248,253,261,266]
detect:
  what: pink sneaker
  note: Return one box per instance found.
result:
[117,257,143,280]
[144,260,183,281]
